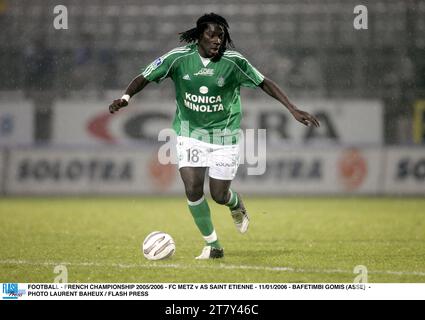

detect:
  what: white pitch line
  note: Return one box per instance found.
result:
[1,259,425,277]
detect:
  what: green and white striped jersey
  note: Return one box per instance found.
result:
[141,44,264,144]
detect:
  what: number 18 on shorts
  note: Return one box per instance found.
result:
[176,136,240,180]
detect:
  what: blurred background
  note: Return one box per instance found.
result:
[0,0,424,196]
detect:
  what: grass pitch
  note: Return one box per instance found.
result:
[0,197,424,283]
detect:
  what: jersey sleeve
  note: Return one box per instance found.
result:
[232,54,265,88]
[141,46,192,82]
[140,54,173,83]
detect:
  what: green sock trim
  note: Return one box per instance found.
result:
[225,189,239,210]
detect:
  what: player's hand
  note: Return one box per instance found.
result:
[109,99,128,114]
[290,109,320,127]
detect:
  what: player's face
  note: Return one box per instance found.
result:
[198,23,224,58]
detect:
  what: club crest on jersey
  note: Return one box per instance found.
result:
[194,68,214,76]
[217,77,225,87]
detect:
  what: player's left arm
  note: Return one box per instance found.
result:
[259,77,320,127]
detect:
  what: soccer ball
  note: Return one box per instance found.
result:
[142,231,175,260]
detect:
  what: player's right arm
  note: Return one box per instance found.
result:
[109,45,191,114]
[109,75,150,114]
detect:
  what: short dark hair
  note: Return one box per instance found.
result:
[179,13,234,59]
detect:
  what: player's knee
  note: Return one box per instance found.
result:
[185,185,204,202]
[211,190,228,205]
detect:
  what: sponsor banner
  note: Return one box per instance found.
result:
[233,148,382,195]
[2,283,425,300]
[3,146,424,195]
[383,148,425,194]
[6,148,183,195]
[0,102,34,146]
[53,99,383,146]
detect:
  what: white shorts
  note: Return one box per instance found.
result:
[176,136,240,180]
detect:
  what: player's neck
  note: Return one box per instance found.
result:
[199,55,211,67]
